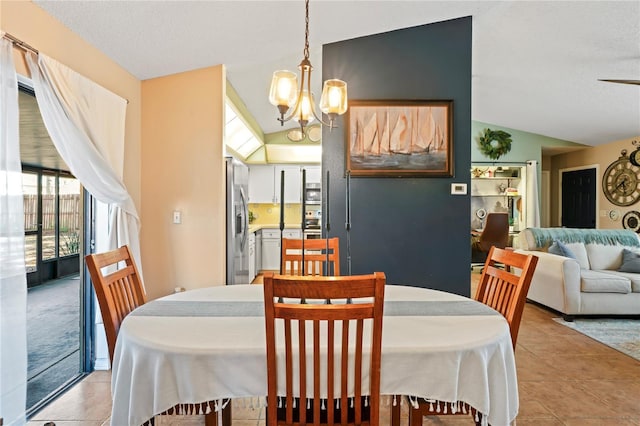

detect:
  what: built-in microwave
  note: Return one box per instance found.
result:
[304,183,321,204]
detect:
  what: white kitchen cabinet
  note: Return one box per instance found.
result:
[261,228,280,271]
[275,165,302,203]
[303,166,322,184]
[255,229,262,273]
[249,165,276,203]
[248,232,256,283]
[249,165,302,203]
[283,229,302,239]
[259,228,302,271]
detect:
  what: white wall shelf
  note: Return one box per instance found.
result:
[471,165,526,232]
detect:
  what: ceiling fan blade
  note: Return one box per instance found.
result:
[599,79,640,86]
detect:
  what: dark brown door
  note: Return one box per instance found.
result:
[562,168,596,228]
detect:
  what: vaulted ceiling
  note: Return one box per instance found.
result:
[25,1,640,165]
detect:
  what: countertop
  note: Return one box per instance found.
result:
[248,223,305,233]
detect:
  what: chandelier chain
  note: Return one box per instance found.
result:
[303,0,310,60]
[269,0,346,131]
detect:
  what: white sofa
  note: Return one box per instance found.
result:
[516,227,640,320]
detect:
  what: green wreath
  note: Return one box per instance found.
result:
[478,128,512,160]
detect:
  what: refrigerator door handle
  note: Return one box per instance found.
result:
[240,186,248,251]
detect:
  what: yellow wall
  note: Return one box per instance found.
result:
[550,136,640,229]
[1,0,142,209]
[141,66,226,299]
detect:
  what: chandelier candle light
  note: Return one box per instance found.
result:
[268,0,348,135]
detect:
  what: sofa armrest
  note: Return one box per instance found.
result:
[515,249,582,315]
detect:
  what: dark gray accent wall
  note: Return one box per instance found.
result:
[322,17,472,296]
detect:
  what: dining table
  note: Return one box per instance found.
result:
[110,284,519,426]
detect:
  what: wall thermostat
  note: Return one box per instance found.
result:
[451,183,467,195]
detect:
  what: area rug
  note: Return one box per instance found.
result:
[553,317,640,361]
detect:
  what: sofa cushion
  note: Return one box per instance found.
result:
[549,242,590,269]
[618,248,640,273]
[581,269,631,293]
[585,244,628,270]
[604,270,640,293]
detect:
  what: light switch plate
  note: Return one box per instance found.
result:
[173,211,182,224]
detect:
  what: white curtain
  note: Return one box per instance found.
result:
[526,160,541,227]
[0,37,28,426]
[25,53,143,282]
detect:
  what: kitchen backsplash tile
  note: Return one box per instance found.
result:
[249,203,302,225]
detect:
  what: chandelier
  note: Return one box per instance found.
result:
[268,0,348,136]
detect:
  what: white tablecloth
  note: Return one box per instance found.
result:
[111,285,518,426]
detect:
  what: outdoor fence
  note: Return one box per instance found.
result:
[23,194,81,261]
[24,194,81,232]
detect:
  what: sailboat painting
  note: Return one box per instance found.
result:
[346,100,453,176]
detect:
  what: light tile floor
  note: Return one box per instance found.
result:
[29,273,640,425]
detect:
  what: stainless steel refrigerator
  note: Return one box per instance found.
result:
[225,157,249,284]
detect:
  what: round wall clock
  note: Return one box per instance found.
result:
[602,149,640,206]
[622,210,640,232]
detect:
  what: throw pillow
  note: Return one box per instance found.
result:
[618,248,640,273]
[548,240,576,259]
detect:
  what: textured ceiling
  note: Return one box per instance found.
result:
[32,0,640,147]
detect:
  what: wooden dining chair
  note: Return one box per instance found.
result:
[281,237,340,276]
[394,246,538,426]
[263,271,386,426]
[87,246,227,426]
[473,246,538,347]
[85,245,146,362]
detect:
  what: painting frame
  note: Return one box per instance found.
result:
[346,100,453,177]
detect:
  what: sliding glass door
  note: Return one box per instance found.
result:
[23,167,81,287]
[20,84,87,416]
